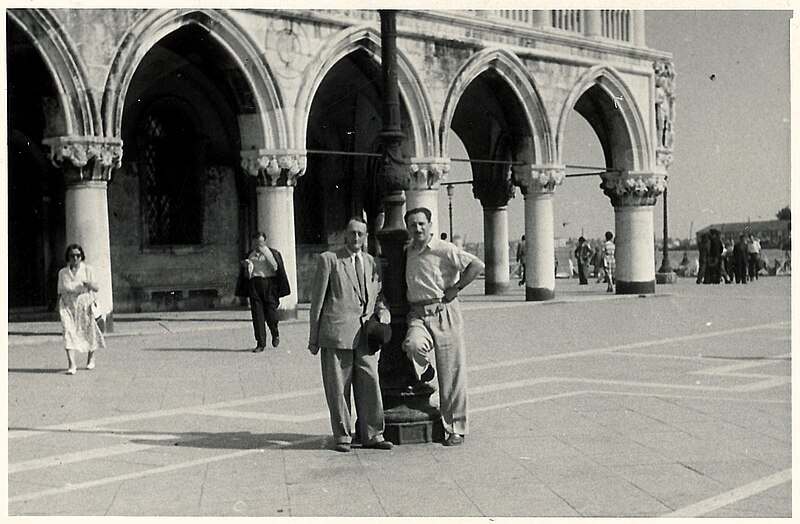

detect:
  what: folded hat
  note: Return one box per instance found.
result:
[366,317,392,354]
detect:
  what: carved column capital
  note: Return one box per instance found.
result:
[600,170,667,207]
[240,149,307,187]
[43,136,123,184]
[408,157,450,190]
[511,164,565,196]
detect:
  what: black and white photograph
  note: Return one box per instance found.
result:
[5,2,794,518]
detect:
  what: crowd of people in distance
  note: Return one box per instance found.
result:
[676,229,789,284]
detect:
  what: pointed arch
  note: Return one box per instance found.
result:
[102,9,287,148]
[439,47,553,163]
[555,65,651,171]
[8,9,98,136]
[294,25,435,157]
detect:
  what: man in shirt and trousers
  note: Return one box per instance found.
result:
[574,236,594,285]
[308,217,393,452]
[402,207,485,447]
[241,232,290,352]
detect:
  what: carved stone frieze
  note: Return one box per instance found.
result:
[240,149,307,187]
[511,164,565,196]
[42,136,123,184]
[653,59,675,168]
[408,158,450,190]
[600,170,666,207]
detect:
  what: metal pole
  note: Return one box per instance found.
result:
[446,183,454,240]
[657,187,673,273]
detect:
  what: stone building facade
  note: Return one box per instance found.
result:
[7,8,674,322]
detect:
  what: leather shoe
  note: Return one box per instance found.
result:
[252,346,265,353]
[420,365,435,383]
[443,434,464,447]
[363,440,393,450]
[271,334,280,347]
[334,442,351,453]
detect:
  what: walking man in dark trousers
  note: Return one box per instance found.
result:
[243,232,290,352]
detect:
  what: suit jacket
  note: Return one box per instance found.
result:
[234,247,290,299]
[308,247,389,350]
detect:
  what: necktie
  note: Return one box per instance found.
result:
[355,254,366,302]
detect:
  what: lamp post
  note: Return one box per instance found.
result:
[656,186,677,283]
[446,183,454,240]
[376,9,441,444]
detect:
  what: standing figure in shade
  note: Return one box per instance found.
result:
[707,229,724,284]
[747,234,762,281]
[402,207,485,447]
[721,237,734,284]
[308,217,393,452]
[696,233,710,284]
[516,234,526,286]
[57,244,105,374]
[243,232,290,352]
[602,231,616,293]
[574,236,594,285]
[733,234,749,284]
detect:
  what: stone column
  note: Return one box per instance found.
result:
[473,166,516,295]
[512,165,564,301]
[240,149,307,319]
[407,158,450,236]
[531,10,550,27]
[600,170,667,294]
[43,136,123,331]
[584,10,602,37]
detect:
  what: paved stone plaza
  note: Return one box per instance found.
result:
[7,277,791,517]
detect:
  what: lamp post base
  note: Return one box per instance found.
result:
[656,271,678,284]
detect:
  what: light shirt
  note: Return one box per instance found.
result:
[406,236,478,302]
[603,240,616,260]
[747,239,761,254]
[57,263,97,296]
[248,247,278,277]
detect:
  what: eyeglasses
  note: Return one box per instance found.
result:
[69,253,82,258]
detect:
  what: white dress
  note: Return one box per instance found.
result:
[57,263,106,352]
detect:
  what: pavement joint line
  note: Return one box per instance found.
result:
[468,321,789,373]
[584,389,790,404]
[8,388,322,441]
[188,408,331,423]
[8,442,160,474]
[8,435,327,505]
[664,467,791,517]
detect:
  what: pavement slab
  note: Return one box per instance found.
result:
[7,276,791,517]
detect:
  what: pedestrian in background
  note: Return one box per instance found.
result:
[516,234,526,286]
[721,238,734,284]
[696,233,710,284]
[574,236,594,285]
[57,244,105,374]
[747,233,761,281]
[707,229,724,284]
[402,207,485,447]
[602,231,616,293]
[242,232,290,352]
[733,234,749,284]
[308,217,393,453]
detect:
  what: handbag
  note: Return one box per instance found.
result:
[91,299,102,321]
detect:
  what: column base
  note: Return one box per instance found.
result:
[525,287,555,301]
[101,313,114,334]
[616,280,656,294]
[655,272,678,285]
[485,281,510,295]
[383,387,444,444]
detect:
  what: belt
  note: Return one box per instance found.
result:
[409,297,444,307]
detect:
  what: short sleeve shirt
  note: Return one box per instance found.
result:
[406,236,478,302]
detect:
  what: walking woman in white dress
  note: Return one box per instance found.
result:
[57,244,105,374]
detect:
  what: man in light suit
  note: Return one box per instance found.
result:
[308,216,393,452]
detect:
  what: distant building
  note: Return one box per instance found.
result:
[696,220,790,249]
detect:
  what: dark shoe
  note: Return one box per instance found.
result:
[363,440,393,450]
[420,365,435,383]
[443,434,464,447]
[271,333,280,347]
[252,346,265,353]
[334,442,351,453]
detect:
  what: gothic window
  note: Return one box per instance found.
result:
[138,101,204,246]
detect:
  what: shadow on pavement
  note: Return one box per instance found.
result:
[8,331,62,336]
[8,368,68,374]
[116,317,250,323]
[7,426,326,451]
[142,347,254,353]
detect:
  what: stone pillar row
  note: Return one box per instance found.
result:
[43,135,124,330]
[240,149,307,319]
[512,164,565,301]
[600,170,666,294]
